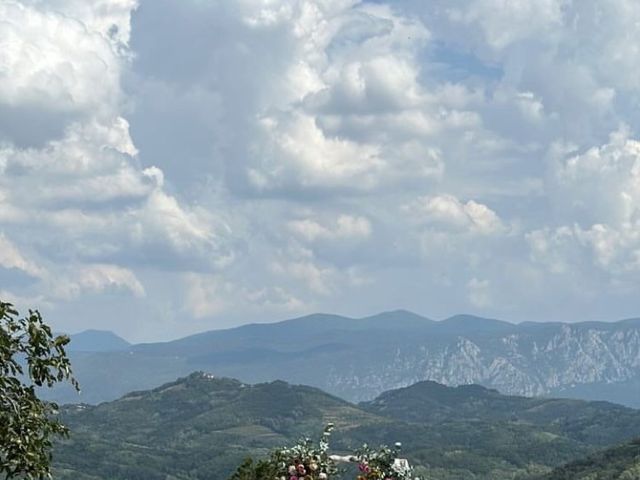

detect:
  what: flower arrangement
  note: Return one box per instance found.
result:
[269,424,338,480]
[352,442,415,480]
[227,425,419,480]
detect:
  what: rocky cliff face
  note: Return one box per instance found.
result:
[324,320,640,405]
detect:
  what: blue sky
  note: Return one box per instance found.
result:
[2,0,640,341]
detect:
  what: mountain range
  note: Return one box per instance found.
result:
[53,372,640,480]
[52,310,640,407]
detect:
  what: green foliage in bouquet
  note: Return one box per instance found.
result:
[229,424,337,480]
[228,425,419,480]
[270,424,337,480]
[228,458,279,480]
[352,443,415,480]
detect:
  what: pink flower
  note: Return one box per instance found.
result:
[359,464,367,472]
[290,476,297,480]
[297,465,306,475]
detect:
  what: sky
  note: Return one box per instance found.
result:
[2,0,640,342]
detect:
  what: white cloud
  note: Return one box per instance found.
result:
[449,0,565,51]
[51,264,145,300]
[0,233,43,278]
[271,254,336,296]
[251,112,384,190]
[0,115,232,270]
[27,0,139,45]
[235,1,463,193]
[529,128,640,280]
[185,272,304,319]
[406,194,505,235]
[468,277,491,308]
[5,0,640,337]
[0,0,238,334]
[551,127,640,226]
[527,222,640,280]
[288,214,372,242]
[0,2,123,115]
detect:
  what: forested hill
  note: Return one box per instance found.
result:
[53,372,640,480]
[537,438,640,480]
[361,380,640,446]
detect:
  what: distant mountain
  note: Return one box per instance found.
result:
[44,310,640,407]
[537,438,640,480]
[68,329,130,352]
[53,373,640,480]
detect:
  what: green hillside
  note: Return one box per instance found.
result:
[52,373,640,480]
[54,372,383,480]
[361,381,640,446]
[538,438,640,480]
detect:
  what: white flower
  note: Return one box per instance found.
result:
[318,473,328,479]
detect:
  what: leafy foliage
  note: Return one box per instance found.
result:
[266,424,337,480]
[227,426,418,480]
[228,458,278,480]
[352,442,414,480]
[0,300,78,479]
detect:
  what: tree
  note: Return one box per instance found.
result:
[0,300,79,479]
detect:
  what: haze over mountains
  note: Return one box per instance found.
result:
[55,310,640,408]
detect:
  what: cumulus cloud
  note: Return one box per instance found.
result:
[0,233,43,278]
[0,3,119,109]
[528,128,640,279]
[0,0,236,337]
[5,0,640,338]
[270,245,338,296]
[449,0,565,51]
[250,113,384,190]
[288,214,372,242]
[51,264,146,300]
[405,194,504,235]
[243,1,440,192]
[551,127,640,226]
[0,114,232,270]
